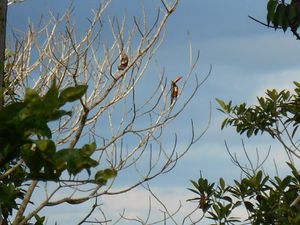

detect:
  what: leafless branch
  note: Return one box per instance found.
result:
[3,0,211,224]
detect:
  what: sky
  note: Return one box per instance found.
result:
[7,0,300,224]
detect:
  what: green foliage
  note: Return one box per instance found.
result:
[58,85,87,106]
[189,166,300,224]
[0,81,116,222]
[203,56,300,225]
[203,81,300,224]
[267,0,300,33]
[34,215,45,225]
[187,176,215,212]
[216,82,300,139]
[188,2,300,224]
[0,81,92,174]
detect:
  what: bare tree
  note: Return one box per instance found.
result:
[3,0,210,224]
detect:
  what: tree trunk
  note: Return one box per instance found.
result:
[0,2,8,224]
[0,0,7,109]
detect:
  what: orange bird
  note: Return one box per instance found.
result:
[170,76,182,105]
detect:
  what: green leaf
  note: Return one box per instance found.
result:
[280,176,292,189]
[273,4,287,30]
[95,168,117,185]
[34,214,46,225]
[24,117,52,138]
[216,98,228,113]
[246,127,254,138]
[21,143,43,173]
[24,88,40,103]
[212,204,221,217]
[257,97,265,108]
[294,81,300,89]
[267,0,278,25]
[244,201,255,212]
[219,177,225,190]
[288,4,298,22]
[48,109,70,121]
[0,102,25,121]
[58,85,87,106]
[42,80,59,110]
[287,162,300,182]
[54,149,69,171]
[79,142,96,156]
[221,118,228,130]
[187,188,200,195]
[256,170,263,184]
[34,140,56,154]
[59,144,98,176]
[222,196,232,203]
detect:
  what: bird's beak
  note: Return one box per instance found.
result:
[174,76,182,83]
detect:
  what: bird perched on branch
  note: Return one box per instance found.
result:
[118,52,129,71]
[170,76,182,105]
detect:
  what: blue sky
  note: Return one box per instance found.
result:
[7,0,300,224]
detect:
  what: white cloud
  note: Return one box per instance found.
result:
[250,68,300,103]
[100,185,203,224]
